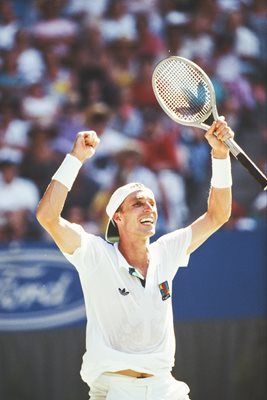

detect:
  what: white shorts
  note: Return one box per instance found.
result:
[89,372,191,400]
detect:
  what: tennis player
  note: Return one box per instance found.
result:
[37,117,233,400]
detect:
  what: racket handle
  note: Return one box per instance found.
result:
[236,152,267,190]
[224,138,267,190]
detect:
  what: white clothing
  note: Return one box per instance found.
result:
[65,0,108,18]
[126,0,158,14]
[0,22,19,50]
[0,119,30,163]
[84,128,129,188]
[109,165,161,202]
[89,128,128,159]
[215,53,241,83]
[179,35,214,60]
[63,226,192,387]
[31,18,77,39]
[17,48,45,84]
[0,176,39,213]
[157,170,188,230]
[90,372,190,400]
[22,95,60,125]
[235,26,260,58]
[100,15,137,43]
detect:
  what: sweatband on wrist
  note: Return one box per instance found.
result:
[52,154,82,191]
[211,156,232,188]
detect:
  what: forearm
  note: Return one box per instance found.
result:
[36,154,82,226]
[207,186,232,227]
[36,180,69,227]
[188,152,232,254]
[36,131,100,253]
[187,118,233,254]
[207,150,232,226]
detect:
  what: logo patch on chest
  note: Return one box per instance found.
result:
[159,281,171,301]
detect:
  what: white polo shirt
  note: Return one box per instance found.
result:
[63,226,192,386]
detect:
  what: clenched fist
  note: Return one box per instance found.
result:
[205,117,234,159]
[70,131,100,163]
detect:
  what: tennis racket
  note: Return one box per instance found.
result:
[152,56,267,190]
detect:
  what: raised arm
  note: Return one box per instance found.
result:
[36,131,100,254]
[187,117,233,254]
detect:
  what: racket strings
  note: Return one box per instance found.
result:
[154,59,212,123]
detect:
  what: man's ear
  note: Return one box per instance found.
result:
[113,212,121,224]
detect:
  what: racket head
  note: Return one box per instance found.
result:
[152,56,218,130]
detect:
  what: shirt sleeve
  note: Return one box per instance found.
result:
[155,226,192,279]
[62,224,100,274]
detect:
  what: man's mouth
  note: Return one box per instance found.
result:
[140,217,154,225]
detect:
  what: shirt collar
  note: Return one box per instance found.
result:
[114,242,145,279]
[114,242,132,271]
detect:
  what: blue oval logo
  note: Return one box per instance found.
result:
[0,246,86,331]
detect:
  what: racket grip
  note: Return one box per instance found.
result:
[236,152,267,190]
[223,138,267,190]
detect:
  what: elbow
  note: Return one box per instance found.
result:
[214,208,231,228]
[36,205,48,228]
[223,204,232,225]
[36,203,57,229]
[220,214,231,228]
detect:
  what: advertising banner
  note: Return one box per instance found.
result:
[0,245,86,331]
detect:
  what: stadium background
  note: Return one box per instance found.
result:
[0,1,266,399]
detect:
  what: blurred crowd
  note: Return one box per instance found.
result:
[0,0,266,243]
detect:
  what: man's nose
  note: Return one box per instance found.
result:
[144,202,153,211]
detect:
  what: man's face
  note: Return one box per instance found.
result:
[114,190,158,240]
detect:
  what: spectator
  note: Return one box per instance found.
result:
[109,87,144,138]
[127,0,163,37]
[163,11,190,56]
[214,33,256,115]
[0,49,26,94]
[64,0,108,21]
[52,96,86,154]
[99,0,137,43]
[134,12,166,60]
[30,0,78,53]
[130,54,159,109]
[11,0,38,27]
[138,109,189,230]
[0,158,40,241]
[42,46,74,103]
[111,140,162,196]
[0,0,20,50]
[180,126,210,220]
[138,108,182,172]
[223,9,260,71]
[15,29,45,85]
[178,13,214,61]
[248,0,267,67]
[75,23,107,70]
[83,102,128,188]
[20,125,62,195]
[64,205,101,236]
[0,100,30,163]
[107,38,137,89]
[76,65,120,108]
[21,81,61,126]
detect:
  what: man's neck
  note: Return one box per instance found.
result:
[118,237,150,278]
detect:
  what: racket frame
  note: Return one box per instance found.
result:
[152,56,267,190]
